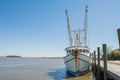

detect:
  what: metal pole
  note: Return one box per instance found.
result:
[103,44,107,80]
[65,9,73,47]
[97,47,100,79]
[83,5,88,47]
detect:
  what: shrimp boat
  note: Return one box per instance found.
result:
[64,5,91,76]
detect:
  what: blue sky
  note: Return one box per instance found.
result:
[0,0,120,57]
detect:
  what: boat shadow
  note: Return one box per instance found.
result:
[47,68,76,80]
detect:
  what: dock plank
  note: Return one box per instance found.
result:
[100,61,120,79]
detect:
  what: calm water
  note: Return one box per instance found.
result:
[0,58,94,80]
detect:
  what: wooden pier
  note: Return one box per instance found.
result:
[99,61,120,80]
[92,43,120,80]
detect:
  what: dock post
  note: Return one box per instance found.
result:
[103,44,107,80]
[94,51,96,74]
[92,52,94,72]
[97,47,100,80]
[117,28,120,49]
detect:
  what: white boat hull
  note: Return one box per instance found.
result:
[64,53,91,76]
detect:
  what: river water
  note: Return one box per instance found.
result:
[0,58,94,80]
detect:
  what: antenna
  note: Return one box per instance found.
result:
[84,5,88,47]
[65,9,73,47]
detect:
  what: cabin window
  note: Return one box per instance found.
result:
[82,50,89,53]
[86,50,89,53]
[68,50,70,53]
[72,50,74,53]
[83,50,85,53]
[79,50,82,52]
[69,50,71,53]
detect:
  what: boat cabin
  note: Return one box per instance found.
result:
[65,46,90,54]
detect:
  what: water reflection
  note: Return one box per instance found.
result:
[48,68,94,80]
[48,68,66,80]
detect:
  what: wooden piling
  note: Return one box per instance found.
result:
[94,51,96,67]
[97,47,100,79]
[117,28,120,49]
[94,51,96,74]
[103,44,107,80]
[92,52,94,73]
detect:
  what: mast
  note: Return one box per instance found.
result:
[65,9,73,47]
[84,5,88,47]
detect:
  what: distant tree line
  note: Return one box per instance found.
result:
[6,55,21,58]
[108,49,120,60]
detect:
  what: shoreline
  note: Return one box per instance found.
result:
[0,56,63,59]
